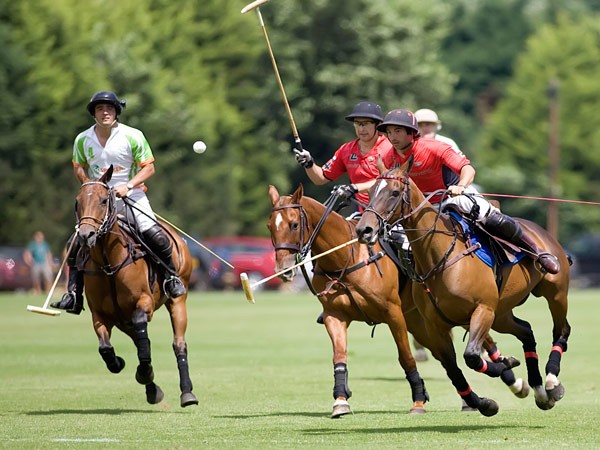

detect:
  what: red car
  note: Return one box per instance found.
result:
[202,236,281,290]
[0,246,32,291]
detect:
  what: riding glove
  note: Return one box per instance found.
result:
[294,148,314,168]
[336,184,358,200]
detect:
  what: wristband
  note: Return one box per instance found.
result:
[127,182,134,190]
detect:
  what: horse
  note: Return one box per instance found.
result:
[267,184,522,417]
[74,166,198,407]
[355,159,571,413]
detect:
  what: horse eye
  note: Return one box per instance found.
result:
[290,222,299,231]
[391,190,400,198]
[101,197,108,206]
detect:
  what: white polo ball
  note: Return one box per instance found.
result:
[193,140,207,154]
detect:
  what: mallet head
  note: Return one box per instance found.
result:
[27,305,61,316]
[240,272,255,303]
[241,0,269,14]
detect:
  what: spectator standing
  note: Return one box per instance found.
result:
[23,231,54,294]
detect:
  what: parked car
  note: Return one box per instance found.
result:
[0,246,32,291]
[564,233,600,287]
[194,236,281,291]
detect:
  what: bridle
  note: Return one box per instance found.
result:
[76,181,118,239]
[270,203,309,254]
[363,174,412,225]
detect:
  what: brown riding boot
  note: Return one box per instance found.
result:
[518,233,560,275]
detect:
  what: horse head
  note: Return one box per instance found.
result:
[267,184,307,282]
[76,165,116,248]
[356,156,414,246]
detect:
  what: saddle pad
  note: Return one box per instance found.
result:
[447,211,525,268]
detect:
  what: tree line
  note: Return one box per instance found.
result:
[1,0,599,252]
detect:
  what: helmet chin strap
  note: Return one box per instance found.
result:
[94,118,118,129]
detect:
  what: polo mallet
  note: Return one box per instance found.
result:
[153,212,234,269]
[240,238,358,303]
[241,0,303,151]
[26,236,77,316]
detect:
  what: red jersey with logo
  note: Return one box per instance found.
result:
[322,134,392,205]
[381,137,470,203]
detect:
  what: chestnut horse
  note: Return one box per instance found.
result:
[74,167,198,407]
[267,184,524,417]
[355,161,571,413]
[268,184,429,417]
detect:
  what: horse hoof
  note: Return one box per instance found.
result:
[108,357,125,374]
[533,385,553,410]
[409,401,426,414]
[145,383,164,405]
[478,398,499,417]
[500,355,521,369]
[547,383,565,402]
[180,392,199,407]
[510,378,530,399]
[331,399,352,418]
[135,366,154,385]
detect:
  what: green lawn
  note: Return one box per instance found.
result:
[0,287,598,449]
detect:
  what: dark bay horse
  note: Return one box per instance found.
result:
[75,167,198,407]
[268,184,429,417]
[355,160,571,413]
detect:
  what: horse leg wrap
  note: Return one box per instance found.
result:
[99,346,124,373]
[174,343,193,393]
[333,363,352,400]
[405,369,429,403]
[132,311,152,365]
[545,337,567,376]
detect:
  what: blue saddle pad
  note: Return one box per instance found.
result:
[447,211,525,268]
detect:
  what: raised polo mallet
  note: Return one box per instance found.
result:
[26,237,77,316]
[241,0,303,151]
[240,238,359,303]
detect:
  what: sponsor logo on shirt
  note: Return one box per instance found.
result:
[349,153,358,161]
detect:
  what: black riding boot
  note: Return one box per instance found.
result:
[51,267,84,314]
[483,211,560,274]
[143,225,186,298]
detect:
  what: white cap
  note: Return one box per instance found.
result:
[415,108,441,130]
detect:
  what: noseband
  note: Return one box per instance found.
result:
[77,181,118,238]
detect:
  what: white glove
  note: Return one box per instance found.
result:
[294,148,314,168]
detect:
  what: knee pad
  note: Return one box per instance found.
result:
[484,212,522,241]
[143,225,172,253]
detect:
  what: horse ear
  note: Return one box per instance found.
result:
[400,155,414,175]
[291,184,303,204]
[99,165,113,184]
[268,185,280,206]
[376,155,387,174]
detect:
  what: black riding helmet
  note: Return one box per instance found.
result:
[344,101,384,123]
[86,91,127,116]
[377,109,419,134]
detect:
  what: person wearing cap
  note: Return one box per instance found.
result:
[293,101,392,207]
[378,108,560,275]
[414,108,461,151]
[51,91,186,314]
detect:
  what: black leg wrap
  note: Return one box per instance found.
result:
[99,346,125,373]
[545,338,567,376]
[500,367,517,386]
[174,343,193,393]
[132,310,151,364]
[333,363,352,400]
[405,369,429,403]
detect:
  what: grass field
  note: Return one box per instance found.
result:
[1,287,599,449]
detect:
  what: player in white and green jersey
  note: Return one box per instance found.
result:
[51,91,186,314]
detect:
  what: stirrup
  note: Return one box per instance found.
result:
[163,276,186,298]
[50,292,83,315]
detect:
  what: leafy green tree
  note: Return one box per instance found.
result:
[478,13,600,240]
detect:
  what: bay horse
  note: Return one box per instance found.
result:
[355,159,571,413]
[267,184,523,417]
[74,166,198,407]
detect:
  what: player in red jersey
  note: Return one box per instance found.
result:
[379,108,559,275]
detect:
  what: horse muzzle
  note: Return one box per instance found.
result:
[78,227,98,248]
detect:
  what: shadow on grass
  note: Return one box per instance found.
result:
[302,423,543,435]
[25,408,171,416]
